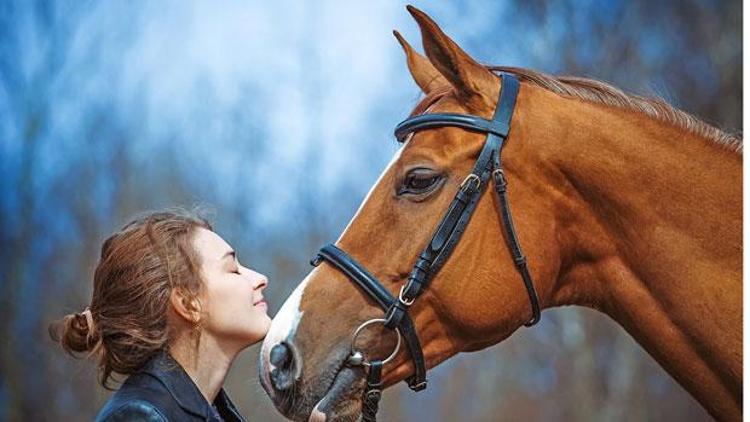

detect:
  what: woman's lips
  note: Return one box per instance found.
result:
[254,299,267,308]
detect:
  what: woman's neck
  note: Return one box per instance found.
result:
[169,334,241,404]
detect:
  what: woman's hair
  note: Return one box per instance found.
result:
[49,208,212,389]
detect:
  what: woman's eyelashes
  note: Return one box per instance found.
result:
[228,260,242,275]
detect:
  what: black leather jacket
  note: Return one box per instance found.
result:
[95,351,246,421]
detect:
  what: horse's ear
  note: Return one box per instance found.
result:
[393,30,447,94]
[407,5,498,111]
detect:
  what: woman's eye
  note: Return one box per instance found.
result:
[399,169,443,195]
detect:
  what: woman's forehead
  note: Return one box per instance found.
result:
[192,228,232,260]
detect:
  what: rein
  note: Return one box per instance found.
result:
[310,73,541,421]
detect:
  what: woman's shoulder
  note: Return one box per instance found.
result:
[95,372,174,422]
[96,398,167,422]
[95,352,246,422]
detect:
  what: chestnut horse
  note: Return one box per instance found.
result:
[260,6,742,421]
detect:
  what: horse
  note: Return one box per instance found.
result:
[260,6,742,422]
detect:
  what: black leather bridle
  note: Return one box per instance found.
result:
[310,73,541,421]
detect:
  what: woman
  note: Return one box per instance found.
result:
[49,209,270,421]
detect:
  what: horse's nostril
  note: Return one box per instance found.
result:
[271,367,294,391]
[269,342,298,391]
[270,342,292,368]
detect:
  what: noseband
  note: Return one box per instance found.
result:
[310,73,541,421]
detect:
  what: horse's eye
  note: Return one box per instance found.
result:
[399,168,443,196]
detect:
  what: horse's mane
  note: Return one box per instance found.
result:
[409,67,743,154]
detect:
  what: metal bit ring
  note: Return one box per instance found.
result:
[348,318,401,368]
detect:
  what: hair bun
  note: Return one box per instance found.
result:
[49,209,212,388]
[80,308,95,339]
[50,308,100,355]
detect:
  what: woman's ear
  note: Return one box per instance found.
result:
[169,288,202,325]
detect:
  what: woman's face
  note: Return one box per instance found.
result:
[192,227,271,348]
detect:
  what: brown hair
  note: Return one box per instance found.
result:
[49,208,212,388]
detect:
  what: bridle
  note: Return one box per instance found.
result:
[310,73,541,421]
[311,72,540,420]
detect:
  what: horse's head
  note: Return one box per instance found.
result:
[260,6,561,421]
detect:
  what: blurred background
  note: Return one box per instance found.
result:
[0,0,741,420]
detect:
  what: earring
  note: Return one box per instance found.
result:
[192,317,202,336]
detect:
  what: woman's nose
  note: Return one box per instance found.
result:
[255,275,268,290]
[244,268,268,289]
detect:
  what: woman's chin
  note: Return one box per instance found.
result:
[239,316,273,345]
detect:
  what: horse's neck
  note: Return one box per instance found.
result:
[518,87,742,420]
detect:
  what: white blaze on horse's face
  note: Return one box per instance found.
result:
[261,145,404,347]
[259,273,308,396]
[337,144,407,240]
[259,146,404,406]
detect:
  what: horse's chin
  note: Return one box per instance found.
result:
[307,366,364,422]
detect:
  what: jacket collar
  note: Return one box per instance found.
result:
[141,351,244,421]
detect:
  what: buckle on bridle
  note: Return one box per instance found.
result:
[492,168,506,187]
[459,173,481,192]
[409,380,428,391]
[398,285,416,306]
